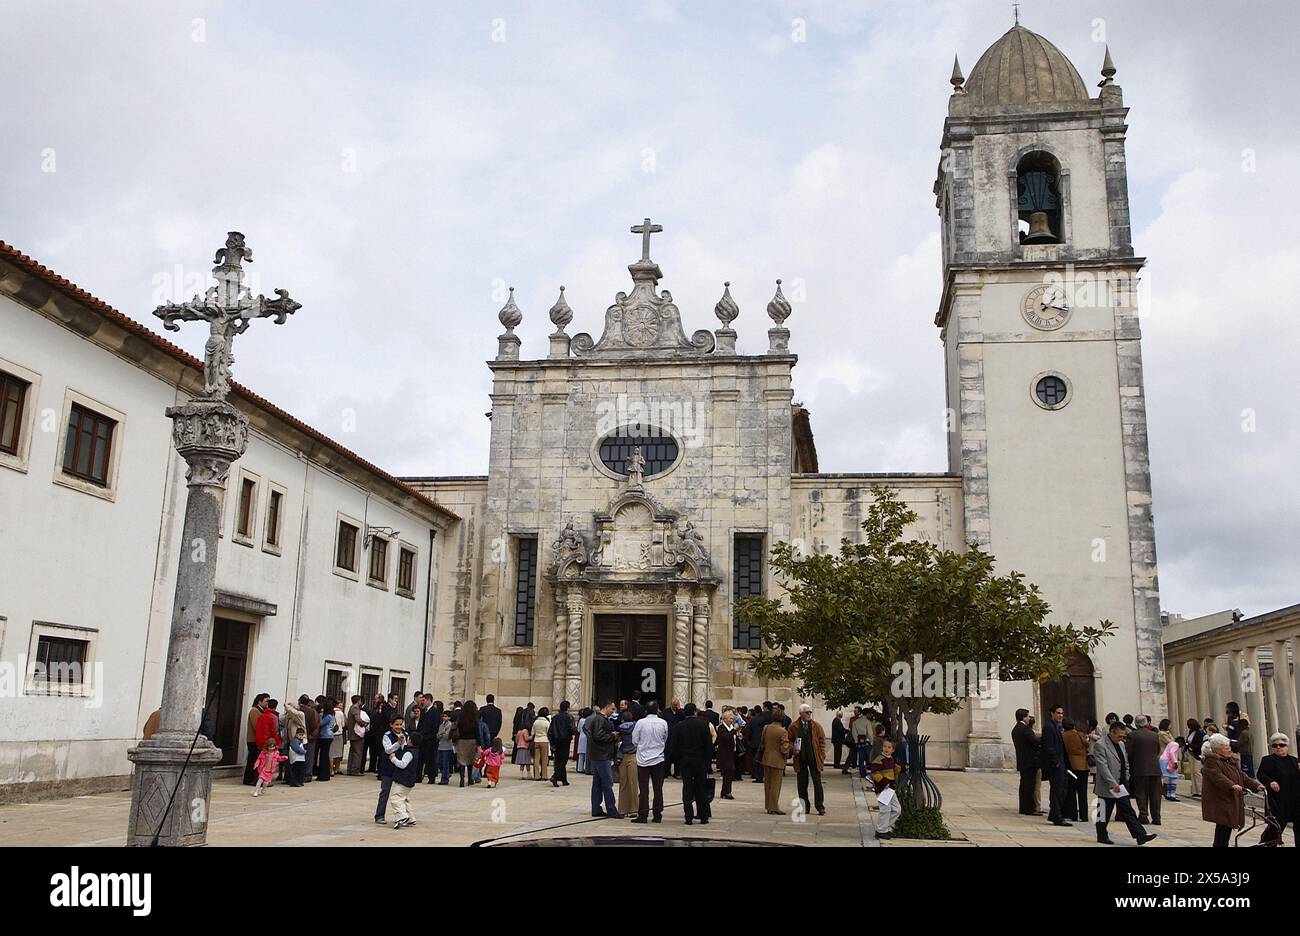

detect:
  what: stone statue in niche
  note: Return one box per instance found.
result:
[627,446,646,488]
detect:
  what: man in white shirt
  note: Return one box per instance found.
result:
[630,701,670,823]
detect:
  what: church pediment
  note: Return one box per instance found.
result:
[571,219,716,359]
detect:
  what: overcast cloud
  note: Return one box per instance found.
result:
[2,0,1296,620]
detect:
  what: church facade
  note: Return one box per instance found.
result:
[409,24,1167,768]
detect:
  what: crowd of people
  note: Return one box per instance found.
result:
[1011,701,1299,846]
[239,691,908,835]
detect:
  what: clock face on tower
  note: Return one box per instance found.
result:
[1021,284,1071,331]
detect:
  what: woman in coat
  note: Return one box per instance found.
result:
[716,710,740,799]
[1201,733,1264,846]
[455,700,482,787]
[1061,719,1090,822]
[531,708,551,782]
[1255,732,1300,845]
[1184,718,1205,797]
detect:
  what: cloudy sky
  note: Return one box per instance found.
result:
[3,0,1296,619]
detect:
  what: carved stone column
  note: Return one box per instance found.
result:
[565,589,585,706]
[1243,645,1266,765]
[1273,638,1298,738]
[552,585,569,708]
[690,591,710,708]
[672,587,692,706]
[127,398,248,846]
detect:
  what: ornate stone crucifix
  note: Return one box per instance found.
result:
[126,232,300,847]
[155,232,301,399]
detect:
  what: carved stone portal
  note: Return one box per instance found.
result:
[546,486,717,707]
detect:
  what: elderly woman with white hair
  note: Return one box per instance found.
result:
[1255,732,1300,845]
[1200,732,1264,847]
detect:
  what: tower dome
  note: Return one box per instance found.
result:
[964,25,1089,107]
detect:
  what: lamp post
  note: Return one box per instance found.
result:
[126,233,300,846]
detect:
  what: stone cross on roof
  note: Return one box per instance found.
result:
[154,232,301,399]
[630,217,663,263]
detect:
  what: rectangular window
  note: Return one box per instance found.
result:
[359,670,380,703]
[237,477,256,538]
[265,489,283,548]
[35,634,90,684]
[368,536,389,586]
[336,520,359,572]
[324,667,348,704]
[0,371,30,456]
[390,674,408,702]
[513,536,538,647]
[732,534,765,650]
[62,403,116,486]
[397,546,416,596]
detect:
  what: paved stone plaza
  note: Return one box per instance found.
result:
[3,768,1288,847]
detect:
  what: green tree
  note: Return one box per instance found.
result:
[737,488,1112,802]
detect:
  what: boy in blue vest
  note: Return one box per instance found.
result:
[385,717,420,829]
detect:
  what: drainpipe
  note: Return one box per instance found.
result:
[420,527,436,691]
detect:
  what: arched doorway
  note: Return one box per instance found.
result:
[1040,651,1097,727]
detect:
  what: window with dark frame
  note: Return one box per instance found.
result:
[732,534,765,650]
[513,536,538,646]
[266,489,283,547]
[397,546,416,595]
[1,371,30,456]
[35,634,90,685]
[359,670,380,702]
[390,675,407,701]
[1035,375,1069,408]
[237,477,256,538]
[369,536,388,585]
[336,520,358,572]
[62,403,116,487]
[325,669,347,704]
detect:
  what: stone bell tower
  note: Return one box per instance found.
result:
[935,24,1164,767]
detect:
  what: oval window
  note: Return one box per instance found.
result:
[597,428,680,478]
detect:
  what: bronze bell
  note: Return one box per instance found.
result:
[1022,211,1057,244]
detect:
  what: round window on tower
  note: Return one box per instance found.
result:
[1031,372,1072,411]
[592,426,681,481]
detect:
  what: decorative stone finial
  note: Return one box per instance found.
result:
[766,279,791,327]
[498,287,522,333]
[714,282,739,329]
[950,56,965,94]
[1098,45,1116,87]
[548,286,573,334]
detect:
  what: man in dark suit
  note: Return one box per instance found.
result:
[1041,704,1069,825]
[667,703,714,825]
[480,694,503,740]
[1124,714,1163,825]
[746,706,767,781]
[1011,708,1041,816]
[703,700,720,727]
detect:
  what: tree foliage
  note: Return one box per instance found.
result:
[737,488,1113,739]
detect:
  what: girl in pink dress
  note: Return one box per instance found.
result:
[253,738,288,796]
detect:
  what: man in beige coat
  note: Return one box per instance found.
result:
[760,703,790,815]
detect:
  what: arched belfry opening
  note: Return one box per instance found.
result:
[1016,151,1063,244]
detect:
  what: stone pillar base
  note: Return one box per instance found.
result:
[126,732,222,847]
[967,738,1012,770]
